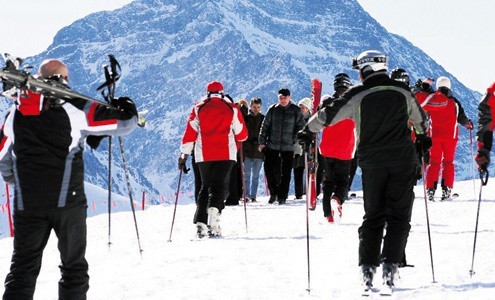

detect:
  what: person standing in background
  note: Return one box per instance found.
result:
[258,88,304,204]
[242,97,264,202]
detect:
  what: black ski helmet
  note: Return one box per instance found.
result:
[333,73,352,91]
[333,73,352,94]
[391,68,410,86]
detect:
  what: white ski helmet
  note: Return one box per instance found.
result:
[352,50,388,73]
[436,76,451,90]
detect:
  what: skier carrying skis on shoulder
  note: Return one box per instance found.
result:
[317,73,355,224]
[298,50,430,293]
[476,81,495,172]
[0,59,138,300]
[178,81,247,238]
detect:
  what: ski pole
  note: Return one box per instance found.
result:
[239,144,248,233]
[304,152,312,294]
[469,130,477,201]
[469,170,489,277]
[167,169,184,242]
[421,156,436,283]
[119,137,143,256]
[5,183,14,237]
[107,136,113,249]
[99,55,142,256]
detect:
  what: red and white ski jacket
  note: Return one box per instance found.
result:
[180,94,247,162]
[0,90,138,212]
[422,91,467,139]
[477,81,495,149]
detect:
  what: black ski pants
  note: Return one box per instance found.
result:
[358,164,416,266]
[3,205,89,300]
[293,165,305,198]
[194,160,234,224]
[263,148,293,201]
[321,157,352,217]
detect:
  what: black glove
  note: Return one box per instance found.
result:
[415,134,432,157]
[297,129,313,145]
[86,135,108,150]
[178,154,190,174]
[111,97,138,120]
[415,78,434,93]
[475,147,490,172]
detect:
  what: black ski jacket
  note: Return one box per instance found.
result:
[243,110,265,159]
[259,103,304,152]
[0,91,138,211]
[307,72,428,168]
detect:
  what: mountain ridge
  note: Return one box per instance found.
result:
[1,0,483,200]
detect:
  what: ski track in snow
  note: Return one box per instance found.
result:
[1,179,495,299]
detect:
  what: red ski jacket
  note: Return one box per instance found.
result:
[423,91,467,139]
[180,93,247,162]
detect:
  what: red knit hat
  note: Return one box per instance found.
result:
[206,81,224,93]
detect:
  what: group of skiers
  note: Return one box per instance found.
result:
[178,49,495,292]
[0,48,493,298]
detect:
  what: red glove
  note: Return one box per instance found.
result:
[465,120,474,130]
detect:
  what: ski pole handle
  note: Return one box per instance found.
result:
[480,170,489,186]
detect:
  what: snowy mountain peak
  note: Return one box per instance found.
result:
[3,0,483,201]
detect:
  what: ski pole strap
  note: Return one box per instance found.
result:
[480,170,489,186]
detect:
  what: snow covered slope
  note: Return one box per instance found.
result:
[1,179,494,299]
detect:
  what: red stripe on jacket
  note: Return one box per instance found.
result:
[87,103,117,127]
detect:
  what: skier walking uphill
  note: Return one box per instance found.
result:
[422,76,472,201]
[0,59,138,300]
[318,73,355,223]
[258,88,305,204]
[476,81,495,172]
[179,81,247,238]
[299,50,430,292]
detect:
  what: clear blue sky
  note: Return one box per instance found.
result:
[1,0,492,93]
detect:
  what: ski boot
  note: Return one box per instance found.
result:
[441,186,451,201]
[207,207,222,237]
[361,264,375,296]
[381,263,398,295]
[427,188,435,202]
[196,222,208,239]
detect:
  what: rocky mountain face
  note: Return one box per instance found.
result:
[4,0,481,200]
